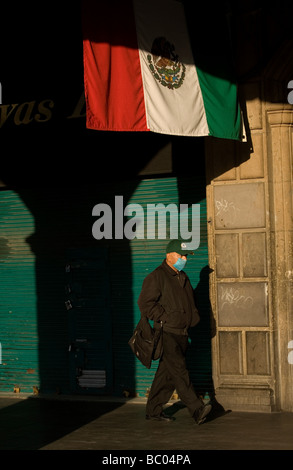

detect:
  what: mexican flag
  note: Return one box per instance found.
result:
[82,0,242,140]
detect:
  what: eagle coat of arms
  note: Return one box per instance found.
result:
[147,36,186,89]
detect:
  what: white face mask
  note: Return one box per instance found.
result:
[173,257,186,271]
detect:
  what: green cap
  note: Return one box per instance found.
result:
[165,239,194,255]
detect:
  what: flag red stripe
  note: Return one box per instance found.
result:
[82,0,148,131]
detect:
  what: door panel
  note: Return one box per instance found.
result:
[65,247,112,394]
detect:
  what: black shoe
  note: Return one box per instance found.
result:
[146,412,175,422]
[193,403,212,425]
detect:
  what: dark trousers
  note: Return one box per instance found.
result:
[146,331,202,417]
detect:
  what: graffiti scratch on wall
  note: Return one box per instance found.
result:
[219,286,254,310]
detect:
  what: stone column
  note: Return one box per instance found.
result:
[267,106,293,411]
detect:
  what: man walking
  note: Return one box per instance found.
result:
[137,239,212,425]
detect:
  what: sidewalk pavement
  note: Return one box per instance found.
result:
[0,393,292,454]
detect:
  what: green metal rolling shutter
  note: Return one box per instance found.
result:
[0,190,39,392]
[0,190,70,395]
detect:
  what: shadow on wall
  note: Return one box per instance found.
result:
[0,133,211,399]
[188,266,216,400]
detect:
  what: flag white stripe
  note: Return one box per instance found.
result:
[133,0,209,136]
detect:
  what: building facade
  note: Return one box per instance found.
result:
[206,38,293,411]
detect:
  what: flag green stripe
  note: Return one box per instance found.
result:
[196,68,242,140]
